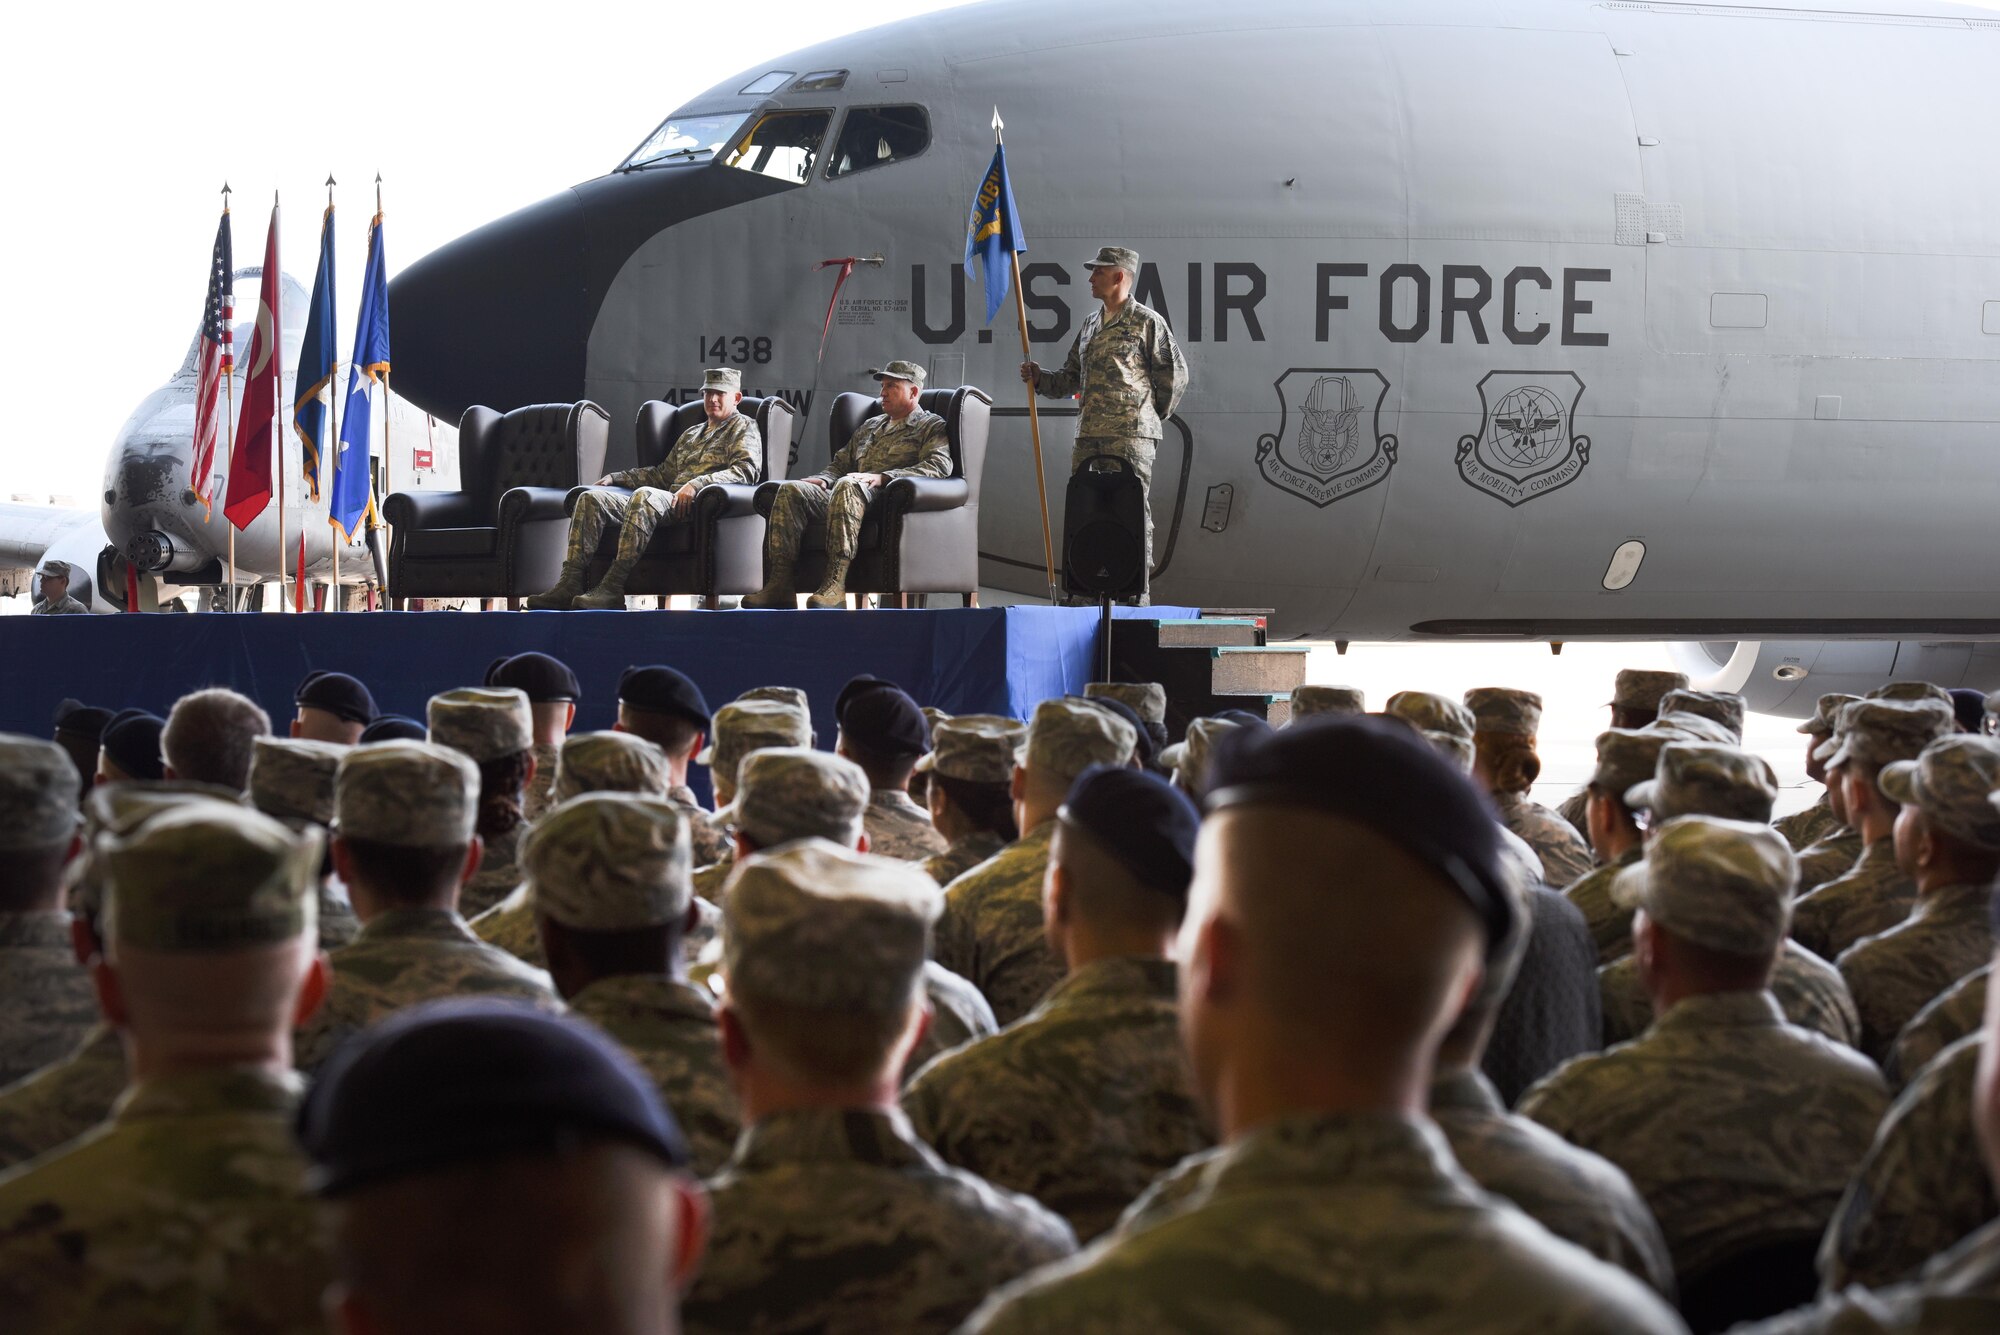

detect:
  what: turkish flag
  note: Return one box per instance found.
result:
[223,207,281,531]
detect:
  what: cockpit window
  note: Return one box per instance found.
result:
[620,112,747,171]
[826,105,930,180]
[725,110,832,185]
[738,71,794,96]
[790,70,849,92]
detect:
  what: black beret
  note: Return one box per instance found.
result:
[834,674,891,718]
[1948,688,1987,735]
[485,652,581,704]
[53,699,114,743]
[100,709,166,782]
[1210,708,1273,734]
[295,671,379,726]
[617,665,711,730]
[1060,764,1198,899]
[836,678,929,759]
[358,715,427,744]
[1205,715,1516,959]
[1070,695,1155,771]
[297,999,689,1197]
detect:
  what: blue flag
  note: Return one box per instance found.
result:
[964,143,1027,324]
[330,213,390,542]
[293,203,338,501]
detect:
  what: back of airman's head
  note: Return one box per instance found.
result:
[1382,691,1477,773]
[428,687,533,763]
[1290,685,1365,722]
[248,736,347,829]
[1053,765,1199,942]
[696,699,813,793]
[1022,698,1136,788]
[1608,669,1689,721]
[162,687,272,790]
[1825,698,1957,775]
[1085,681,1168,727]
[67,780,245,920]
[336,742,480,849]
[735,747,870,849]
[0,734,81,853]
[1160,715,1242,797]
[1625,743,1779,826]
[1879,736,2000,854]
[527,795,693,933]
[1614,815,1796,965]
[1656,689,1746,743]
[553,732,672,804]
[1464,687,1542,738]
[1588,729,1669,805]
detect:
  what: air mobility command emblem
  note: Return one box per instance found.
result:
[1254,369,1397,507]
[1456,371,1591,506]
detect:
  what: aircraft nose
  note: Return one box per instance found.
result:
[390,188,590,425]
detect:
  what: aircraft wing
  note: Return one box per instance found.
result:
[0,503,107,601]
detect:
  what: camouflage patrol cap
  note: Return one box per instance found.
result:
[921,707,952,733]
[1291,685,1366,720]
[735,685,809,712]
[1824,698,1957,771]
[1877,735,2000,851]
[1867,681,1954,707]
[735,747,869,848]
[1588,729,1670,801]
[868,360,927,388]
[552,731,671,804]
[722,839,940,1015]
[1161,716,1239,793]
[917,715,1026,784]
[102,803,318,952]
[1463,688,1542,737]
[248,737,347,827]
[67,782,244,918]
[694,699,814,785]
[0,734,81,850]
[1624,742,1779,825]
[1612,815,1797,957]
[702,367,742,393]
[1019,698,1136,784]
[1383,692,1478,773]
[1086,681,1167,726]
[1798,692,1861,737]
[1608,670,1689,714]
[335,741,480,848]
[1083,246,1140,275]
[525,794,692,932]
[1656,689,1746,743]
[427,687,533,762]
[1649,712,1738,746]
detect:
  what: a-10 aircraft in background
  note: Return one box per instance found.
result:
[386,0,2000,712]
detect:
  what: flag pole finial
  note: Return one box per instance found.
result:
[374,172,383,214]
[221,181,231,198]
[992,107,1004,144]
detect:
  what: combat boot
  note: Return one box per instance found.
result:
[571,554,639,610]
[741,555,799,609]
[805,554,853,609]
[523,567,587,611]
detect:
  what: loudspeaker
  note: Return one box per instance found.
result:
[1062,454,1146,600]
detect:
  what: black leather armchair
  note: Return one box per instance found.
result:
[752,386,990,606]
[564,396,796,603]
[383,401,609,608]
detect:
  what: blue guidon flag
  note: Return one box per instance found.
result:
[293,200,338,501]
[330,211,390,543]
[964,138,1027,325]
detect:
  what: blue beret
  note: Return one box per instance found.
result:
[101,709,165,781]
[618,666,710,729]
[297,1000,690,1196]
[486,652,581,705]
[1205,716,1516,958]
[358,715,427,744]
[1060,764,1198,899]
[53,698,114,742]
[295,671,379,726]
[836,677,929,758]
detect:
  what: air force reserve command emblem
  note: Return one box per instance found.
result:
[1455,371,1590,506]
[1254,369,1397,507]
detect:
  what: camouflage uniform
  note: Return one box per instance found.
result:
[427,688,535,917]
[315,883,359,948]
[1891,965,1987,1086]
[967,1110,1685,1335]
[903,956,1209,1242]
[31,593,88,614]
[1818,1034,1997,1293]
[1288,684,1365,721]
[1566,846,1644,962]
[1492,791,1597,887]
[909,959,999,1075]
[0,1024,125,1171]
[1556,788,1592,840]
[1597,941,1861,1049]
[864,788,948,862]
[759,408,950,592]
[1430,1066,1676,1295]
[523,739,561,823]
[245,737,359,950]
[1797,826,1866,895]
[1034,274,1189,601]
[674,783,730,867]
[923,830,1008,887]
[1740,1219,2000,1334]
[1792,840,1916,963]
[564,409,760,570]
[1839,882,1993,1063]
[566,973,739,1175]
[1777,790,1841,852]
[0,913,96,1088]
[1520,990,1889,1279]
[684,1107,1076,1335]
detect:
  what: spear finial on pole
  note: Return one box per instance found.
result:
[992,107,1004,144]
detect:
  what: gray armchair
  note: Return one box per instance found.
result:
[383,401,609,608]
[753,385,990,606]
[564,396,796,603]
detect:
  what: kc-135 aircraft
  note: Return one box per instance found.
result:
[387,0,2000,712]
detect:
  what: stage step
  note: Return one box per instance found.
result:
[1107,610,1308,736]
[1151,617,1263,649]
[1208,646,1311,696]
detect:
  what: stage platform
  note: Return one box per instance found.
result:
[0,606,1195,801]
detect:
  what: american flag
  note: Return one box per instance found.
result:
[191,206,234,515]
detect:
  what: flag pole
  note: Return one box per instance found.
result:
[325,176,340,612]
[994,110,1058,603]
[221,183,238,612]
[363,174,391,610]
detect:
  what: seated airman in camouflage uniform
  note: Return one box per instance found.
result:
[427,686,538,918]
[918,716,1023,886]
[1892,964,1988,1085]
[906,766,1211,1242]
[529,367,763,609]
[1465,688,1597,888]
[0,802,333,1332]
[1793,699,1956,960]
[835,676,948,862]
[1567,729,1670,961]
[936,699,1137,1026]
[1288,682,1366,723]
[1778,694,1861,853]
[247,737,359,949]
[295,741,556,1072]
[744,360,951,610]
[0,738,94,1088]
[526,793,740,1175]
[969,719,1682,1335]
[1838,736,2000,1061]
[1020,246,1189,606]
[1555,669,1690,838]
[1795,700,1872,894]
[483,652,580,822]
[688,698,815,902]
[611,665,728,868]
[1520,817,1890,1284]
[685,840,1075,1334]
